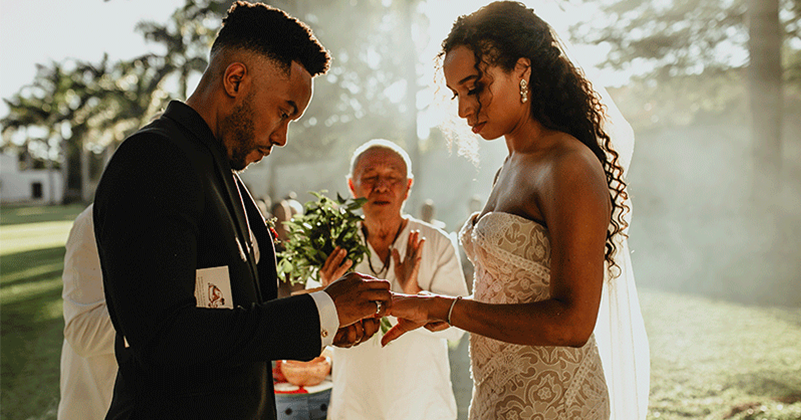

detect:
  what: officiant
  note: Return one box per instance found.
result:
[318,139,469,420]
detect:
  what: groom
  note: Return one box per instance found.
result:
[93,2,390,419]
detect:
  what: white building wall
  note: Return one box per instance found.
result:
[0,153,64,204]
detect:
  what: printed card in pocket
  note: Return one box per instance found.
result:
[195,266,233,309]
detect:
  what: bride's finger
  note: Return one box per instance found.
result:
[380,325,405,346]
[380,319,419,347]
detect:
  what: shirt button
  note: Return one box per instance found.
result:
[321,329,329,338]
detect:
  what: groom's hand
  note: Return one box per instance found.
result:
[323,272,391,327]
[332,318,381,348]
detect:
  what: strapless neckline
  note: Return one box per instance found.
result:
[472,211,547,230]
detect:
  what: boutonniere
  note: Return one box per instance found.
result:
[265,217,280,244]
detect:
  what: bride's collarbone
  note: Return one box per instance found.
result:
[484,190,545,226]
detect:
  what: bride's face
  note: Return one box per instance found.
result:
[443,45,525,141]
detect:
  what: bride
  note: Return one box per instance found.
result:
[382,2,649,419]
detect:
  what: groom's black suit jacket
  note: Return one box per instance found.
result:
[94,101,321,420]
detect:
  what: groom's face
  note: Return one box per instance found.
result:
[221,60,313,171]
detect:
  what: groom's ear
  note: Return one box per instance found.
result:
[223,62,247,98]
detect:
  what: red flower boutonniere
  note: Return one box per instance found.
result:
[265,217,280,244]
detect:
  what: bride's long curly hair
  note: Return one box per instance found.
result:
[440,1,630,276]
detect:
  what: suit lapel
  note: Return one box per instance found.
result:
[232,174,264,299]
[237,176,278,302]
[161,102,263,301]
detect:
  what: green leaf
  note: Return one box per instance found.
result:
[275,190,369,287]
[380,317,392,334]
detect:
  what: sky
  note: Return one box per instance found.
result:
[0,0,186,116]
[0,0,621,119]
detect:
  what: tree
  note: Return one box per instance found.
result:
[567,0,801,304]
[2,57,118,202]
[2,0,434,203]
[263,0,428,158]
[748,0,783,188]
[2,1,223,202]
[134,1,222,99]
[569,0,799,192]
[569,0,799,79]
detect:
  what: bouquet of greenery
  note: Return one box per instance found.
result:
[276,191,370,286]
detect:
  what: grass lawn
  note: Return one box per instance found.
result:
[640,290,801,420]
[1,203,85,420]
[1,203,800,420]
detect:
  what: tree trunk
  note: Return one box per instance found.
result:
[401,0,421,213]
[747,0,783,197]
[46,155,56,205]
[80,140,91,203]
[60,139,70,204]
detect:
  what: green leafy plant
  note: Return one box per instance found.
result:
[277,191,369,285]
[380,316,392,334]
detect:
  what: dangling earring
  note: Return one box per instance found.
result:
[519,79,529,103]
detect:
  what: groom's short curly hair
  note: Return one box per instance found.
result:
[211,1,330,76]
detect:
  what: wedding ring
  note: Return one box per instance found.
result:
[374,300,382,314]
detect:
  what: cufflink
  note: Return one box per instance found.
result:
[321,329,329,338]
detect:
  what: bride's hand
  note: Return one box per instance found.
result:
[381,293,439,346]
[381,318,429,346]
[424,321,450,332]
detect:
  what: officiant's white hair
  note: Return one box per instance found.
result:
[348,139,414,180]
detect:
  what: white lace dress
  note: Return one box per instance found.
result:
[460,211,610,420]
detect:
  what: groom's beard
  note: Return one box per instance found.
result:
[222,94,257,172]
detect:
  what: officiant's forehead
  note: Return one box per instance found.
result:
[356,149,405,173]
[349,140,413,179]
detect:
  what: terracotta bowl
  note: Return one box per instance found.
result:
[279,356,331,387]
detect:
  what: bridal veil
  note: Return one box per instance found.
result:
[552,18,652,420]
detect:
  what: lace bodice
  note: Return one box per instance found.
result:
[459,212,609,420]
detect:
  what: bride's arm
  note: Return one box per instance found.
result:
[385,150,610,348]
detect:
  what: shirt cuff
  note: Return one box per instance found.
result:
[309,290,339,348]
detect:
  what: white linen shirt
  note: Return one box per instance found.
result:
[58,205,117,420]
[328,216,469,420]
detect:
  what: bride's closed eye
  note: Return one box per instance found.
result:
[449,85,481,100]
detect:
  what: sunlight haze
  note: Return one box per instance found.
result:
[0,0,625,118]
